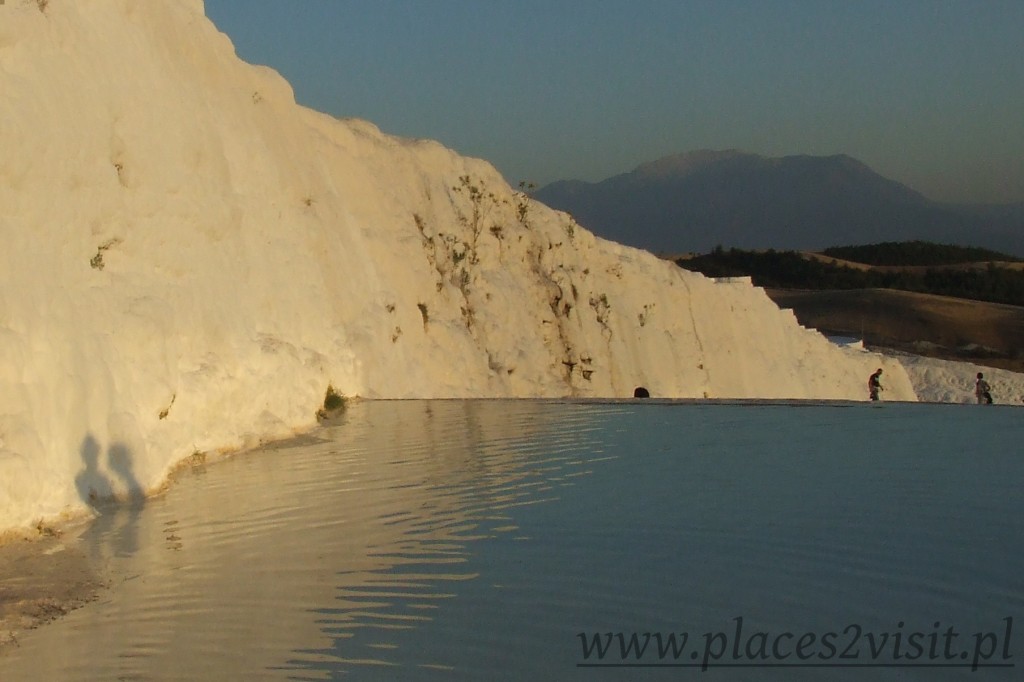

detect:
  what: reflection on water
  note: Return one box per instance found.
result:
[0,400,616,680]
[1,400,1023,681]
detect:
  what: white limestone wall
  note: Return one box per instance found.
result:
[0,0,915,532]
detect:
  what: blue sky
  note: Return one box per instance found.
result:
[204,0,1023,204]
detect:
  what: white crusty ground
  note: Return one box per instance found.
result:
[892,352,1024,405]
[0,0,950,533]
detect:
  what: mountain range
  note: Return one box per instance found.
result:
[532,150,1024,256]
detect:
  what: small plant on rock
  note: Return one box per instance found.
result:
[317,384,347,419]
[90,238,122,271]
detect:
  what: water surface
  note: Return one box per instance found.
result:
[0,400,1020,680]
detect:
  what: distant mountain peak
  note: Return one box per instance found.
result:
[633,149,749,178]
[532,150,1023,256]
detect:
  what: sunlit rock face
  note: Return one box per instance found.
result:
[0,0,915,531]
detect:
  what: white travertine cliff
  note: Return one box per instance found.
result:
[0,0,918,531]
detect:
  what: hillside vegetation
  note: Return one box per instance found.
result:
[676,242,1024,307]
[821,241,1022,266]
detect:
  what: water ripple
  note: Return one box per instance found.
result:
[0,401,1021,681]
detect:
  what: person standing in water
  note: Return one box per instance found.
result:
[975,372,993,404]
[868,368,883,401]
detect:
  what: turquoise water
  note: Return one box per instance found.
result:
[1,400,1021,680]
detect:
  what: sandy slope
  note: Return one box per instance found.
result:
[769,288,1024,371]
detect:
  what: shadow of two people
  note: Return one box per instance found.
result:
[75,435,146,558]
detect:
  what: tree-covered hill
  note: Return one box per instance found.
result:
[675,242,1024,307]
[821,241,1021,266]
